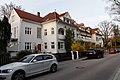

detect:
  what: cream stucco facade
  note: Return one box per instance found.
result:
[8,9,103,55]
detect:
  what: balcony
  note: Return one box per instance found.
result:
[58,35,65,39]
[11,38,18,42]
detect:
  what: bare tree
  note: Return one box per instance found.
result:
[98,20,113,47]
[0,2,22,18]
[106,0,120,21]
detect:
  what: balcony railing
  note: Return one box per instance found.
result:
[58,35,65,39]
[11,38,18,42]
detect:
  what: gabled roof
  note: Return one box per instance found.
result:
[14,8,43,23]
[77,23,85,28]
[43,12,61,22]
[91,28,99,34]
[59,12,68,17]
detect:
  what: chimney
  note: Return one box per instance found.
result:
[37,12,40,17]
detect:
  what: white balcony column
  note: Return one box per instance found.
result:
[71,51,74,60]
[76,51,79,59]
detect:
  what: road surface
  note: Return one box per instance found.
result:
[28,53,120,80]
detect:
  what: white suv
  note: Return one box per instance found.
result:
[0,53,58,80]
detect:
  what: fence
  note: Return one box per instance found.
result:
[0,53,11,66]
[54,52,87,62]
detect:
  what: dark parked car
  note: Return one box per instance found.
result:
[86,49,104,59]
[115,48,120,53]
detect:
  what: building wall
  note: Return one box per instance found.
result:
[96,35,103,47]
[20,20,42,51]
[8,9,103,54]
[42,20,57,53]
[57,22,77,53]
[8,10,22,51]
[9,9,21,39]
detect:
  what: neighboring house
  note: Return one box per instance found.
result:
[8,8,103,54]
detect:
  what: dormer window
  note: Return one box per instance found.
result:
[66,19,69,23]
[86,29,90,33]
[64,17,70,24]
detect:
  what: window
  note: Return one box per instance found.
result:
[51,28,54,34]
[58,28,64,35]
[33,55,43,62]
[37,28,41,38]
[43,55,53,60]
[12,15,15,22]
[44,29,47,36]
[25,42,31,50]
[25,27,31,35]
[44,42,47,49]
[51,42,55,49]
[19,55,34,63]
[66,19,69,23]
[14,27,16,38]
[96,37,99,41]
[58,42,64,49]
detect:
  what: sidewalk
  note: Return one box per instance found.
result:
[59,57,87,66]
[59,52,109,66]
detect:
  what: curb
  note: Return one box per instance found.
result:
[59,57,87,65]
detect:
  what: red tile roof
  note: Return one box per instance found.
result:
[77,23,84,28]
[14,8,43,23]
[91,28,99,34]
[59,12,68,17]
[43,12,61,22]
[14,8,62,23]
[14,9,101,35]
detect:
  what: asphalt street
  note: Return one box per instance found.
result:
[28,53,120,80]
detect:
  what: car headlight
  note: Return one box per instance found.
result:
[2,69,13,73]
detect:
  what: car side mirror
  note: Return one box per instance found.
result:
[32,59,37,63]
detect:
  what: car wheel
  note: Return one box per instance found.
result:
[101,54,104,58]
[97,55,100,59]
[50,64,57,72]
[12,71,25,80]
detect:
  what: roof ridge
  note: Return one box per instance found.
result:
[14,8,43,23]
[14,8,43,18]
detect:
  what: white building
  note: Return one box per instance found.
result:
[8,8,103,54]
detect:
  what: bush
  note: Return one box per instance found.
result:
[71,40,85,52]
[17,50,33,59]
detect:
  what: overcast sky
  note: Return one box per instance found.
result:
[0,0,110,28]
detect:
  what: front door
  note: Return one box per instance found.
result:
[37,44,41,51]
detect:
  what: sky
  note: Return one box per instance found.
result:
[0,0,110,28]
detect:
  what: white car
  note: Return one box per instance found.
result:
[0,53,58,80]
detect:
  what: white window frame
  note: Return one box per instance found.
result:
[44,29,47,36]
[37,27,41,38]
[51,28,54,34]
[14,27,16,38]
[58,42,64,49]
[25,27,31,35]
[51,42,55,49]
[44,42,47,49]
[12,15,15,22]
[25,42,31,50]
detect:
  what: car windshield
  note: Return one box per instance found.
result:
[19,55,35,63]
